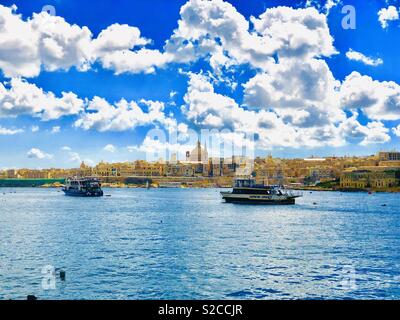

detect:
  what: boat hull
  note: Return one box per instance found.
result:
[62,189,104,197]
[221,192,297,205]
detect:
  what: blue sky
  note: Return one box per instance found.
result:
[0,0,399,168]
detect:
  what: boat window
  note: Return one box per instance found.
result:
[234,179,255,187]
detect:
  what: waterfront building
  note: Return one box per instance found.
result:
[180,164,195,177]
[379,161,400,167]
[117,162,137,177]
[164,163,195,177]
[16,169,49,179]
[378,151,400,161]
[340,170,370,189]
[6,169,18,179]
[129,161,164,177]
[92,161,112,176]
[340,167,400,190]
[164,163,180,176]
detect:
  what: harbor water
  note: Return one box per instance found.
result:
[0,188,400,299]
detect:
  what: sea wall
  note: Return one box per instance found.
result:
[101,176,234,187]
[0,179,65,187]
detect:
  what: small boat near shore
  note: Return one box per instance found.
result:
[221,177,302,205]
[62,177,104,197]
[158,182,182,188]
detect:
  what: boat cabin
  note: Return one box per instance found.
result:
[233,178,256,188]
[65,177,101,190]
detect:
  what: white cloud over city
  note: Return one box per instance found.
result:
[0,0,399,160]
[27,147,53,160]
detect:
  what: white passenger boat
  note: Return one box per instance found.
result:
[220,178,302,205]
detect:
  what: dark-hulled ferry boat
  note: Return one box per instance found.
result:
[62,177,104,197]
[220,178,301,205]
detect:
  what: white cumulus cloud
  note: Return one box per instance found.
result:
[251,6,337,59]
[378,6,399,29]
[165,2,336,73]
[0,126,24,135]
[74,96,173,132]
[338,114,390,146]
[0,5,169,78]
[183,72,392,148]
[346,49,383,66]
[243,58,344,127]
[27,147,53,159]
[0,78,84,120]
[103,144,116,153]
[183,72,345,148]
[1,1,398,151]
[340,71,400,121]
[60,146,93,165]
[51,126,60,133]
[0,5,92,77]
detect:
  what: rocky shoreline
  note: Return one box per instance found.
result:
[1,178,398,192]
[37,182,400,192]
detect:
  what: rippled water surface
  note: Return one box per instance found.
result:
[0,188,400,299]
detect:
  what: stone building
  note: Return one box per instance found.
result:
[378,151,400,161]
[340,167,400,190]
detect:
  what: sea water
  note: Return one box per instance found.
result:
[0,188,399,299]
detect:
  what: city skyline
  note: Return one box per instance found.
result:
[0,0,400,169]
[1,146,398,171]
[2,150,399,194]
